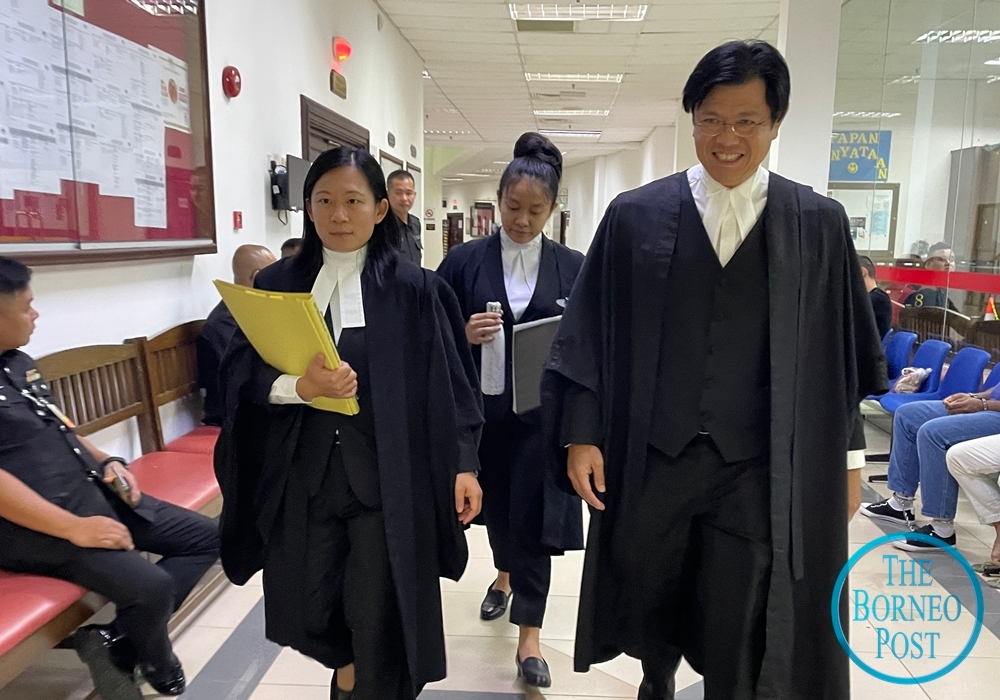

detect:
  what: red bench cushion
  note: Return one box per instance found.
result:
[0,572,86,656]
[0,452,219,659]
[163,426,220,455]
[129,451,220,512]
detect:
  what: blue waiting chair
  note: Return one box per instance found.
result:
[879,344,990,414]
[983,363,1000,393]
[883,331,917,382]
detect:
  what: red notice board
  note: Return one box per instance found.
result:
[0,0,215,262]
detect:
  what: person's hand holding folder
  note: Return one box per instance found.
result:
[295,353,358,401]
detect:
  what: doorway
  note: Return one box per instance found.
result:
[559,211,570,246]
[446,212,464,253]
[300,95,369,160]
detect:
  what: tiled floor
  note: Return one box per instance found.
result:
[4,420,1000,700]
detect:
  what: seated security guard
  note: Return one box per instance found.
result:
[0,257,220,700]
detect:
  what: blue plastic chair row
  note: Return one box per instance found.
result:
[878,343,992,414]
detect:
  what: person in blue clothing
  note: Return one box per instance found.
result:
[862,387,1000,550]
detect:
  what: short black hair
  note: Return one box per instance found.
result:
[281,237,302,252]
[682,40,791,124]
[498,132,563,205]
[386,169,414,188]
[928,241,951,255]
[858,255,876,279]
[0,257,31,296]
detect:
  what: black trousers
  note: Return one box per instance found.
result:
[0,487,220,668]
[267,446,413,700]
[625,437,772,700]
[479,414,551,628]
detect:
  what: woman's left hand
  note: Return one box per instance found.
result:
[454,472,482,525]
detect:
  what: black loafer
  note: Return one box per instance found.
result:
[140,654,186,696]
[516,655,552,688]
[479,583,512,621]
[71,625,142,700]
[331,669,353,700]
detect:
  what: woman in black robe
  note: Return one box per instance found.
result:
[437,133,584,688]
[214,147,484,700]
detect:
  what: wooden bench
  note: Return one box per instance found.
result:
[130,321,220,455]
[0,340,223,690]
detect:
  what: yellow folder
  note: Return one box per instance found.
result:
[214,280,360,415]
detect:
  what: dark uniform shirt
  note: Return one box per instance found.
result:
[0,349,152,520]
[198,301,239,426]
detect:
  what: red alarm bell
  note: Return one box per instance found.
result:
[222,66,241,99]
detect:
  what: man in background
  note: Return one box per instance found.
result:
[198,245,276,426]
[0,257,220,700]
[280,237,302,259]
[860,255,892,338]
[387,169,423,265]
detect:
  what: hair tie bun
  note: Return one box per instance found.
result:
[513,132,563,180]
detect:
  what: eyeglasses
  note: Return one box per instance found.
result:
[694,118,770,137]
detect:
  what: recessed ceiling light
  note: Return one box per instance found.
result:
[538,129,602,138]
[493,161,510,165]
[454,173,492,177]
[833,111,902,119]
[534,109,610,117]
[424,130,474,135]
[442,178,463,182]
[525,72,623,83]
[889,75,920,84]
[128,0,197,13]
[988,75,1000,83]
[509,3,648,21]
[422,70,432,79]
[987,57,1000,65]
[915,30,1000,44]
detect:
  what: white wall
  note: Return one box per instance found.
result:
[561,125,678,252]
[24,0,424,455]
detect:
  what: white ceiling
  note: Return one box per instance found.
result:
[375,0,780,178]
[376,0,1000,180]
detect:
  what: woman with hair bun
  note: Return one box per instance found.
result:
[437,132,585,688]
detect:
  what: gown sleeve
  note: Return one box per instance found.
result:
[426,272,484,474]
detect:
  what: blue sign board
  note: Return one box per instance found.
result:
[830,130,892,182]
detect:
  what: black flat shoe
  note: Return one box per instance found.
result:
[140,654,186,696]
[70,625,142,700]
[516,654,552,688]
[479,582,512,621]
[331,669,353,700]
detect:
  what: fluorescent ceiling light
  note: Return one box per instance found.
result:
[422,70,432,79]
[833,111,901,119]
[509,4,647,21]
[534,109,610,116]
[989,76,1000,83]
[454,173,492,177]
[987,57,1000,65]
[525,72,623,83]
[424,130,473,135]
[889,75,920,84]
[915,30,1000,44]
[493,161,510,165]
[538,129,601,138]
[128,0,197,14]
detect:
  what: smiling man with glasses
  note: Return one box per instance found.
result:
[543,40,887,700]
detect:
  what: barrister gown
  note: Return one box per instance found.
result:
[214,253,484,690]
[541,172,888,700]
[437,232,585,553]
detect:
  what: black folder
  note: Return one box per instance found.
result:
[512,315,562,414]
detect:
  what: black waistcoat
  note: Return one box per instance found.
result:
[648,182,771,464]
[293,323,381,508]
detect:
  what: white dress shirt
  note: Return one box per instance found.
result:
[687,163,769,267]
[269,246,367,404]
[500,228,542,321]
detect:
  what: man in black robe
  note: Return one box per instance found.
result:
[542,41,887,700]
[197,244,275,426]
